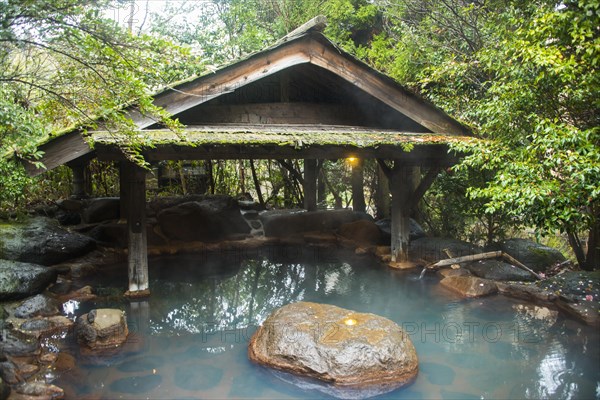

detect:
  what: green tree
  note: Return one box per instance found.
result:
[0,0,203,211]
[367,0,598,268]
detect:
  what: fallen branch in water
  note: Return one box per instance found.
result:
[426,251,543,280]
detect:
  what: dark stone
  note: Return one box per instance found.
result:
[86,222,165,247]
[0,376,10,400]
[249,301,418,388]
[0,328,38,356]
[490,239,566,272]
[48,280,72,295]
[20,318,54,332]
[110,374,162,394]
[410,237,482,263]
[174,364,222,391]
[14,382,64,398]
[157,197,250,242]
[14,294,59,318]
[0,360,20,385]
[19,316,72,338]
[375,218,427,242]
[440,276,498,298]
[260,209,372,238]
[0,218,96,266]
[82,197,120,223]
[56,210,81,226]
[0,260,58,301]
[56,199,84,212]
[465,260,536,282]
[339,219,383,245]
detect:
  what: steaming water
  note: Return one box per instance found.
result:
[55,246,599,399]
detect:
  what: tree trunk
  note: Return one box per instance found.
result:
[249,159,265,208]
[351,158,366,213]
[375,164,390,219]
[303,159,317,211]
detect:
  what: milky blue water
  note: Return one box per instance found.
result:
[56,246,599,399]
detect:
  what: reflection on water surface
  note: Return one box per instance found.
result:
[57,246,599,399]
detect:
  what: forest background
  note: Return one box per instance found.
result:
[0,0,597,269]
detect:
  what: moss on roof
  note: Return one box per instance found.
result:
[90,126,474,150]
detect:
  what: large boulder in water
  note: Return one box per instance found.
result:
[0,260,57,301]
[157,197,250,242]
[440,276,498,298]
[260,210,371,238]
[0,217,96,265]
[75,309,129,354]
[490,239,566,272]
[249,302,418,389]
[465,260,536,282]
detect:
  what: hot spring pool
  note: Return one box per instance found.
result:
[54,246,599,399]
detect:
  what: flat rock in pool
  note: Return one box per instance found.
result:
[248,302,418,390]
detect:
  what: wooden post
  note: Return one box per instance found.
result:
[303,159,317,211]
[351,158,366,213]
[70,163,87,199]
[124,162,149,297]
[375,163,390,219]
[119,162,131,223]
[317,162,326,207]
[390,165,414,263]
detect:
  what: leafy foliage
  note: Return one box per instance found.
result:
[0,0,204,212]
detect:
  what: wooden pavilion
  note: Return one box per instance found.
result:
[26,17,471,297]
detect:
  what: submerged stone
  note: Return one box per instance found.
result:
[248,301,418,389]
[440,276,498,298]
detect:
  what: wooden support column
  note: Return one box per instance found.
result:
[375,163,390,219]
[303,159,317,211]
[351,158,366,213]
[68,161,91,199]
[389,165,414,264]
[317,162,326,207]
[70,164,86,199]
[379,162,441,266]
[119,162,131,222]
[123,162,149,298]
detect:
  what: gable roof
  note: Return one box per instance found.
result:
[26,16,470,175]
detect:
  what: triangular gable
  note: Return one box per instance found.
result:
[130,23,467,135]
[26,17,469,175]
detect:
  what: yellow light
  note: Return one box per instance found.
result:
[344,318,357,326]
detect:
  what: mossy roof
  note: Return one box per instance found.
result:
[90,125,474,149]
